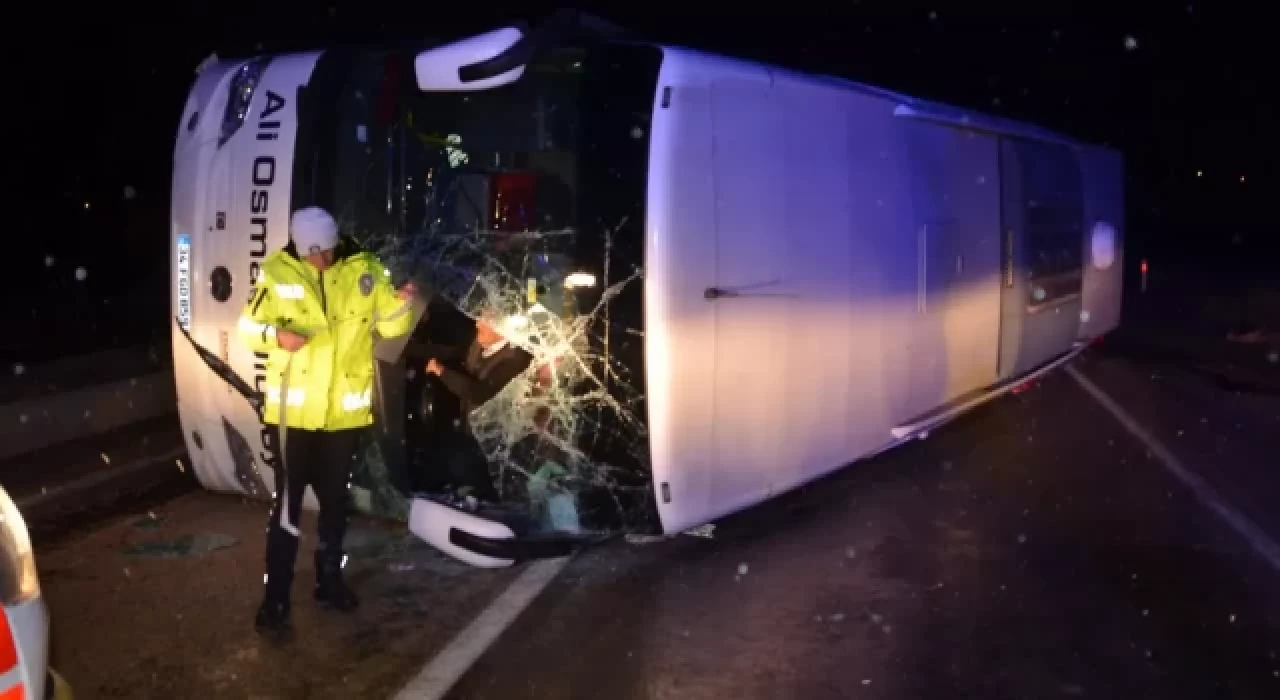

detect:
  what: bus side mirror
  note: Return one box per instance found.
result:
[414,27,527,92]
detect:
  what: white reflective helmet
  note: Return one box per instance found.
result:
[290,207,339,254]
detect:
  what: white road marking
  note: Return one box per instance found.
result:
[392,556,573,700]
[1066,364,1280,575]
[15,446,187,512]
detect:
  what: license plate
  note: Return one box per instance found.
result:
[176,234,192,331]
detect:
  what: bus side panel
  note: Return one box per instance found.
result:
[767,78,860,495]
[836,95,921,452]
[1078,146,1125,339]
[649,51,925,533]
[899,120,1003,412]
[645,52,719,535]
[764,77,922,501]
[701,73,795,518]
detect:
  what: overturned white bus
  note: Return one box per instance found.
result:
[170,11,1124,567]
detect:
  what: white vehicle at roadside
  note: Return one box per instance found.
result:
[1,486,72,700]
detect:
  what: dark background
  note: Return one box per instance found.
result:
[10,1,1271,366]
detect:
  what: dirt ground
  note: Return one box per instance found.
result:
[35,490,522,699]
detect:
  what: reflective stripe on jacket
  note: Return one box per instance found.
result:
[236,243,414,431]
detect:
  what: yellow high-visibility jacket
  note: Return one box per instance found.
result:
[236,241,415,431]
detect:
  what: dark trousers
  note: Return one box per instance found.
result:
[263,425,363,602]
[438,429,500,502]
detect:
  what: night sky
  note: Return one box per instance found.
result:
[12,1,1270,365]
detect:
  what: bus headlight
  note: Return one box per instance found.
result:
[0,487,40,606]
[219,57,272,148]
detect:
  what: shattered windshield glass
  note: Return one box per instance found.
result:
[308,42,662,533]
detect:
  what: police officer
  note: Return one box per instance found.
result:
[237,206,417,636]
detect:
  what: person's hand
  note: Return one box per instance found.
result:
[426,358,443,376]
[277,329,309,353]
[396,282,419,301]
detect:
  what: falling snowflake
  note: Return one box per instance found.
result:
[1124,35,1138,51]
[927,11,937,21]
[43,255,55,267]
[75,267,88,281]
[12,364,24,376]
[737,562,749,576]
[123,185,137,200]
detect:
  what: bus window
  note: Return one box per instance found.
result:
[299,43,662,530]
[1013,140,1085,310]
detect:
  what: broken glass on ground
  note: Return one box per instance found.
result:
[130,512,165,530]
[123,533,239,559]
[344,524,487,577]
[682,523,716,539]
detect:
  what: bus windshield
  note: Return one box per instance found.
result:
[295,42,662,530]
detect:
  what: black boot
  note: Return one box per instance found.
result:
[314,550,359,612]
[258,516,298,637]
[254,593,292,639]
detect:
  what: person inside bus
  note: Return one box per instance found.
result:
[409,307,533,504]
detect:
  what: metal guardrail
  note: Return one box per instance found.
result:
[0,348,175,461]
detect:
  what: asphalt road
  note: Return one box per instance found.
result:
[448,348,1280,700]
[27,344,1280,699]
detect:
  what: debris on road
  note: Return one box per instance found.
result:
[131,512,165,530]
[123,532,239,558]
[682,523,715,538]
